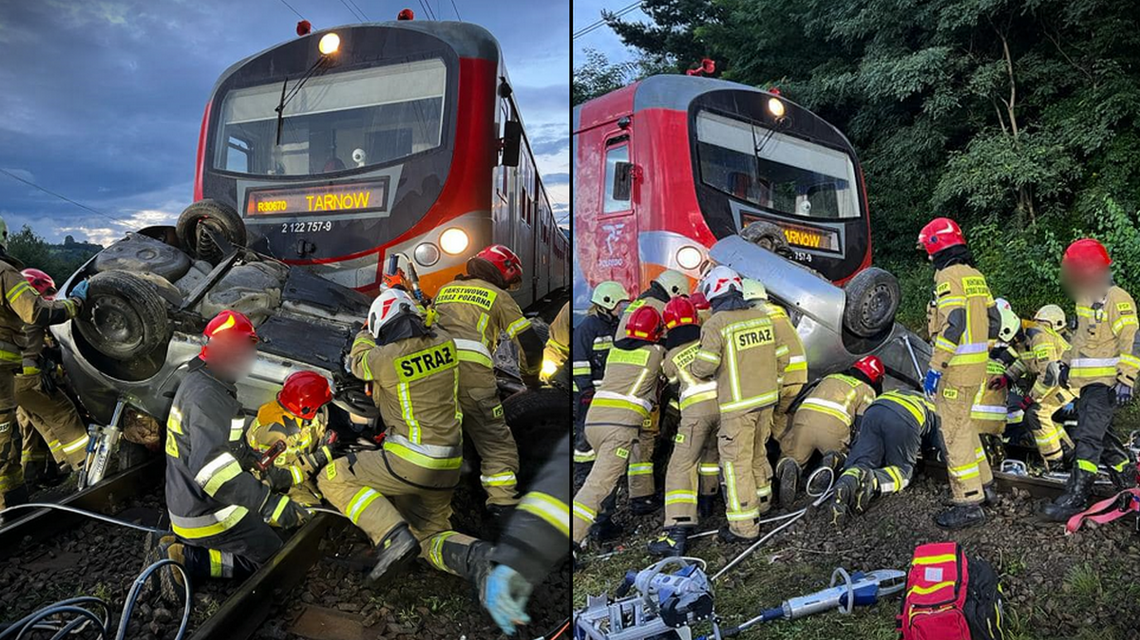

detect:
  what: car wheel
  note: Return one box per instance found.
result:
[77,270,171,361]
[503,387,567,491]
[741,220,794,260]
[842,267,900,337]
[176,199,247,264]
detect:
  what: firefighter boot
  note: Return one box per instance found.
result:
[934,503,986,530]
[808,451,845,497]
[1040,468,1096,522]
[646,527,690,558]
[368,524,420,584]
[629,495,661,516]
[718,525,758,545]
[776,458,800,508]
[142,533,186,603]
[983,482,1000,506]
[589,512,624,542]
[1109,462,1138,491]
[829,468,874,528]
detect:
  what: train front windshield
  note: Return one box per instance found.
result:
[213,58,446,177]
[695,111,860,223]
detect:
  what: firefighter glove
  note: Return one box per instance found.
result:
[1058,363,1071,389]
[1017,394,1035,412]
[261,495,310,529]
[923,369,942,399]
[71,280,89,302]
[482,564,533,636]
[989,374,1013,391]
[1114,381,1134,407]
[265,466,293,492]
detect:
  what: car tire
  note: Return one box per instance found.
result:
[77,270,171,361]
[842,267,900,337]
[503,387,567,491]
[741,220,794,260]
[176,199,246,263]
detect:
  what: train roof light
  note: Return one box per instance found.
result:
[398,8,415,20]
[319,33,341,56]
[767,96,785,119]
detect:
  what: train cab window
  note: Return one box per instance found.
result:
[213,58,446,176]
[603,144,631,214]
[695,110,860,220]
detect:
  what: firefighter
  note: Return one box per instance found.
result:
[540,301,571,389]
[245,370,334,506]
[775,356,883,507]
[830,390,939,526]
[690,266,789,542]
[969,299,1021,461]
[1041,239,1139,521]
[992,304,1076,467]
[0,217,87,514]
[614,269,689,338]
[147,310,310,600]
[482,433,571,635]
[572,281,630,467]
[647,296,720,557]
[571,306,666,550]
[741,278,808,449]
[917,217,1000,530]
[433,245,545,512]
[15,268,90,479]
[319,289,493,583]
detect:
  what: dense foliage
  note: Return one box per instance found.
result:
[577,0,1140,328]
[8,226,100,284]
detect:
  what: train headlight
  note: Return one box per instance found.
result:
[676,245,703,270]
[319,33,341,55]
[439,228,469,255]
[414,242,440,267]
[767,97,785,118]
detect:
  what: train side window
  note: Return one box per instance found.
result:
[603,144,631,213]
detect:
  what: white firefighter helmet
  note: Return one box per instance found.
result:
[741,277,768,302]
[654,269,689,298]
[1033,304,1066,331]
[995,298,1020,343]
[699,265,743,301]
[367,288,422,338]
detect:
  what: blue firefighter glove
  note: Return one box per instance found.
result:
[1114,381,1134,407]
[923,369,942,399]
[70,280,89,302]
[482,564,533,636]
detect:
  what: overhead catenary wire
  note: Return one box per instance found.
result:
[0,167,129,227]
[449,0,461,20]
[573,0,641,40]
[346,0,370,21]
[337,0,366,22]
[276,0,305,19]
[417,0,437,21]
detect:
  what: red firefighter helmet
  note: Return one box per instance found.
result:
[689,291,710,310]
[278,370,333,420]
[200,310,259,362]
[852,355,885,385]
[1062,238,1112,274]
[917,217,966,256]
[625,306,664,342]
[663,296,700,330]
[469,244,523,289]
[21,268,56,298]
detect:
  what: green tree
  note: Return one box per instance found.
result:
[573,48,674,106]
[8,225,99,285]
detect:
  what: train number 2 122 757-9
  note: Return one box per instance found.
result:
[281,221,333,234]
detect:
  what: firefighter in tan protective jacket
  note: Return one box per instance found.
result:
[319,288,494,584]
[246,370,334,506]
[433,245,544,512]
[0,218,87,513]
[741,279,807,446]
[1041,239,1140,521]
[690,266,789,543]
[775,356,883,507]
[571,305,666,549]
[917,217,1001,530]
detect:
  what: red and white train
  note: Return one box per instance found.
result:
[194,18,569,307]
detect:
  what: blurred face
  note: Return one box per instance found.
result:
[614,300,631,316]
[208,339,259,381]
[1062,265,1109,298]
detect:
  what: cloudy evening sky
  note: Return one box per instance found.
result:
[0,0,569,245]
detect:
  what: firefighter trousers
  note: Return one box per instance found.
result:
[19,408,54,468]
[317,452,485,579]
[0,365,23,509]
[1072,384,1131,474]
[458,365,519,507]
[846,406,920,494]
[14,375,89,469]
[936,381,991,505]
[1032,386,1076,462]
[176,512,282,581]
[628,409,659,499]
[720,407,774,539]
[572,424,639,543]
[779,413,851,467]
[662,413,719,528]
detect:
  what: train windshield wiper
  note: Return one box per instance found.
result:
[275,57,331,146]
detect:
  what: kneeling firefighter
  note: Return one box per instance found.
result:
[1041,239,1140,521]
[149,311,310,600]
[434,245,544,511]
[775,356,883,507]
[320,289,493,583]
[246,370,335,506]
[830,390,940,526]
